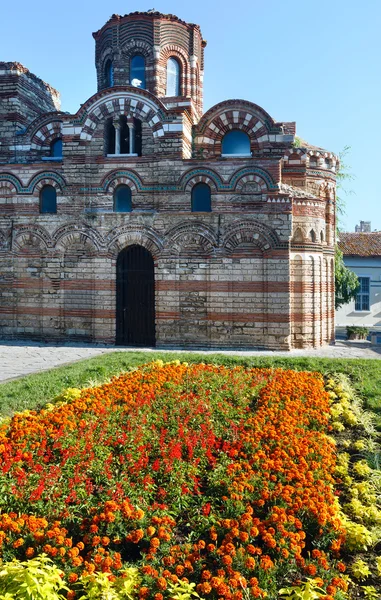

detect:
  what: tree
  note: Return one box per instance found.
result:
[334,147,360,309]
[335,246,360,309]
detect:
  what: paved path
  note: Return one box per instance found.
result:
[0,339,380,383]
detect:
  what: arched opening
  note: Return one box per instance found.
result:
[40,185,57,214]
[105,117,142,156]
[222,130,251,156]
[104,59,114,88]
[114,185,132,212]
[309,229,317,243]
[191,183,211,212]
[116,245,155,346]
[105,118,116,155]
[130,55,146,88]
[50,138,62,158]
[166,57,181,96]
[320,230,325,243]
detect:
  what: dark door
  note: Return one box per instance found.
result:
[116,245,155,346]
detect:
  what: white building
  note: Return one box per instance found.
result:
[336,232,381,332]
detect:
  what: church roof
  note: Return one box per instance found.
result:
[93,11,203,40]
[338,232,381,257]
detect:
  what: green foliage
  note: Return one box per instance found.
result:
[335,246,360,309]
[79,567,140,600]
[336,145,355,231]
[167,580,203,600]
[278,578,326,599]
[0,554,68,599]
[346,326,369,340]
[350,558,371,581]
[360,586,379,600]
[292,136,302,148]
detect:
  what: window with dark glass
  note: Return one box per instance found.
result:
[130,55,146,88]
[120,116,130,154]
[50,138,62,158]
[221,130,251,156]
[105,119,116,155]
[105,59,114,87]
[191,183,211,212]
[40,185,57,214]
[355,277,370,311]
[114,185,132,212]
[166,57,180,96]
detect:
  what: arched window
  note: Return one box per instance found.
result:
[325,158,332,169]
[309,229,317,243]
[191,183,211,212]
[130,55,145,88]
[50,138,62,158]
[309,157,318,168]
[105,59,114,87]
[114,185,132,212]
[166,57,180,96]
[40,185,57,214]
[222,130,251,156]
[320,230,325,243]
[105,119,116,155]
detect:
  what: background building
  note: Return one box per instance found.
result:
[0,10,337,349]
[336,231,381,333]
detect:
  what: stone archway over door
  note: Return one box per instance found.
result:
[116,245,155,346]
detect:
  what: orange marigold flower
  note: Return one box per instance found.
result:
[12,538,24,548]
[156,577,167,591]
[68,573,79,583]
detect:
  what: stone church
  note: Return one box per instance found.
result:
[0,10,337,349]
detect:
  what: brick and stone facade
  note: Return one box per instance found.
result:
[0,10,337,349]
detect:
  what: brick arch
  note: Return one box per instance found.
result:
[194,100,278,158]
[0,174,20,194]
[165,222,217,256]
[79,91,166,141]
[229,167,278,191]
[159,45,190,96]
[222,220,280,253]
[121,39,154,60]
[13,224,51,251]
[106,224,164,259]
[181,168,222,192]
[102,170,143,193]
[31,176,65,196]
[30,120,63,150]
[52,224,104,252]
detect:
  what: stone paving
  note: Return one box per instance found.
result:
[0,338,380,383]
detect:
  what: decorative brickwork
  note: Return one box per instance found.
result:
[0,10,337,349]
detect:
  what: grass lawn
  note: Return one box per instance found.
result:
[0,351,380,426]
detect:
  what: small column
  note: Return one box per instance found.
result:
[128,122,135,154]
[113,119,121,154]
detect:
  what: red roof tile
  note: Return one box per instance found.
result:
[338,232,381,257]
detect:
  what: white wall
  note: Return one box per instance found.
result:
[336,257,381,330]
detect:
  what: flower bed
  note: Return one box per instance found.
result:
[0,362,348,599]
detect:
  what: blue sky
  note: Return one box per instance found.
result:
[1,0,380,231]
